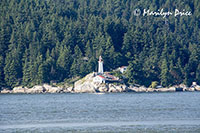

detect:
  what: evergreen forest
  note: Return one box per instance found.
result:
[0,0,200,88]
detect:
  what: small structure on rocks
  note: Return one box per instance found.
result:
[118,66,128,73]
[93,75,106,83]
[93,56,121,83]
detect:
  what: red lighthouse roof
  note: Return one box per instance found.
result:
[97,75,106,79]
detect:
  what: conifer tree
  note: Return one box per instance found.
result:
[57,45,72,80]
[196,64,200,84]
[4,50,21,88]
[70,45,83,77]
[126,57,144,85]
[22,50,31,86]
[160,58,170,87]
[184,64,193,87]
[0,56,5,87]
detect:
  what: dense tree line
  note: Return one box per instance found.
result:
[0,0,200,88]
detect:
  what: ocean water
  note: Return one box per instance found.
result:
[0,92,200,132]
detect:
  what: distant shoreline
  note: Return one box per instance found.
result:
[1,83,199,94]
[1,73,200,94]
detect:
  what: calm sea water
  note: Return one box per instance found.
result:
[0,92,200,132]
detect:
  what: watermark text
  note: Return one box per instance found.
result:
[134,8,192,18]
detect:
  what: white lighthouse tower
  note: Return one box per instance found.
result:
[98,56,104,74]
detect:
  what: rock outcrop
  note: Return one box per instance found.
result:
[0,88,12,94]
[97,84,109,92]
[74,83,96,93]
[74,73,127,93]
[108,84,125,92]
[1,84,72,94]
[195,86,200,91]
[156,87,176,92]
[26,85,45,93]
[13,86,26,93]
[128,86,148,92]
[43,84,63,93]
[74,73,96,93]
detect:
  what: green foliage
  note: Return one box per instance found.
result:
[196,64,200,84]
[111,71,123,79]
[0,0,199,88]
[70,45,84,77]
[149,81,159,89]
[57,45,72,81]
[126,57,144,85]
[0,56,5,87]
[160,58,170,87]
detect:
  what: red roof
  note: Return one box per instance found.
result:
[120,66,127,68]
[97,75,106,79]
[99,56,103,62]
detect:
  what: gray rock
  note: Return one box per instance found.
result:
[168,87,176,92]
[74,73,96,93]
[146,88,155,92]
[178,84,188,91]
[195,86,200,91]
[136,86,147,92]
[116,85,126,92]
[43,84,63,93]
[63,86,73,93]
[108,84,117,92]
[185,87,195,92]
[98,85,108,92]
[107,84,126,92]
[74,83,96,93]
[12,86,26,93]
[0,88,12,94]
[43,84,52,92]
[156,87,176,92]
[127,86,138,92]
[26,85,45,93]
[48,87,63,93]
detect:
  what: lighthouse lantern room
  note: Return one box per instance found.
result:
[98,56,104,74]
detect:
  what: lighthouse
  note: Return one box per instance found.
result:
[98,56,104,74]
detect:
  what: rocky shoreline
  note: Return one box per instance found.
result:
[1,84,200,94]
[1,73,200,94]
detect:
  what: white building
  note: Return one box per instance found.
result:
[192,82,197,86]
[119,66,128,73]
[93,75,106,83]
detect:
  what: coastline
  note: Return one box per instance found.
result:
[1,73,200,94]
[1,84,200,94]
